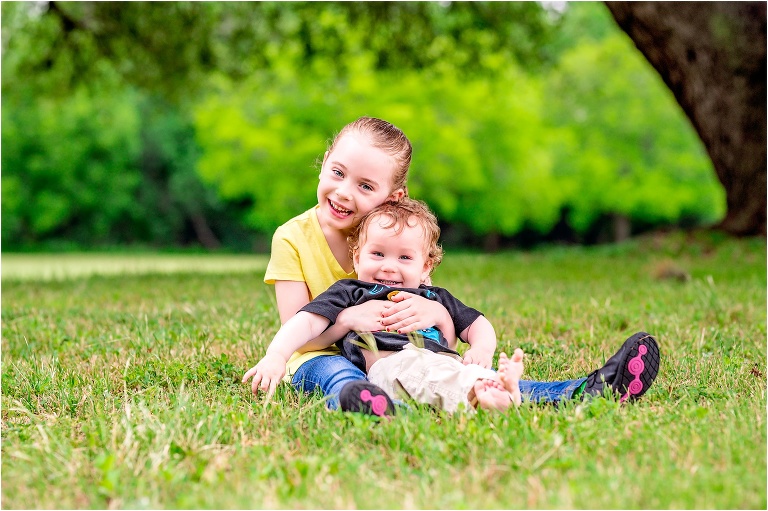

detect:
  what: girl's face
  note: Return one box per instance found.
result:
[317,133,405,234]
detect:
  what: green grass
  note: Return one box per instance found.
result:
[2,231,766,509]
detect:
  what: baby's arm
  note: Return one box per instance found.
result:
[459,316,497,368]
[242,310,331,397]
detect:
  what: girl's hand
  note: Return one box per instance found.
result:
[379,292,455,340]
[462,346,495,368]
[242,353,287,398]
[337,300,389,333]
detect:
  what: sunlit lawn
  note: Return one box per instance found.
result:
[2,231,766,509]
[1,253,269,281]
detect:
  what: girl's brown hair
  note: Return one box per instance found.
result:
[327,116,412,194]
[349,198,443,275]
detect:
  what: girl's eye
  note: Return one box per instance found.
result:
[372,251,384,257]
[332,169,343,178]
[399,255,412,261]
[360,183,373,192]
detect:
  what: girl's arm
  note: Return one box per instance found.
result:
[458,316,497,368]
[274,280,313,323]
[242,309,331,396]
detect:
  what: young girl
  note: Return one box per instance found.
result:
[255,116,660,413]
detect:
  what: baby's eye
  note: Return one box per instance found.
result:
[372,251,384,257]
[332,168,344,178]
[399,255,413,261]
[360,183,373,192]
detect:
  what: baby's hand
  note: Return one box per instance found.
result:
[462,346,494,368]
[380,292,449,335]
[338,300,389,332]
[242,353,286,398]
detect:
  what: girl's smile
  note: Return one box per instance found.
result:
[327,199,353,218]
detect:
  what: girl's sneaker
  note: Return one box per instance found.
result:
[582,332,660,402]
[339,381,396,417]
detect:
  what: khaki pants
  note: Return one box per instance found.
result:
[367,344,498,414]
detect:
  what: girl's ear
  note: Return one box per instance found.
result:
[387,188,405,202]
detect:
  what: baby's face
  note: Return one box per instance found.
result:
[353,215,432,289]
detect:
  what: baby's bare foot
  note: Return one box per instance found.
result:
[472,379,512,411]
[499,348,524,405]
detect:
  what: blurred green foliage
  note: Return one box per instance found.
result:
[2,89,142,246]
[546,31,724,232]
[1,2,724,250]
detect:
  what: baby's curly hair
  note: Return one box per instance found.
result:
[348,198,443,275]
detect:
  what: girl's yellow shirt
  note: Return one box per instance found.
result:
[264,205,356,377]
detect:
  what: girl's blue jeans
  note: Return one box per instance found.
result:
[291,354,587,410]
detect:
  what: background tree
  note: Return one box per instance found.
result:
[605,1,767,236]
[1,89,143,247]
[1,2,732,250]
[2,2,554,101]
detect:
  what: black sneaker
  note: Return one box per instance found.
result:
[339,381,395,417]
[582,332,660,402]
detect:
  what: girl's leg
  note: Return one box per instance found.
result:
[520,332,661,404]
[290,355,366,410]
[518,377,587,404]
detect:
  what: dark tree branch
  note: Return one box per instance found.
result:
[605,1,767,236]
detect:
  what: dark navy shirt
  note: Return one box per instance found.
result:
[300,279,483,372]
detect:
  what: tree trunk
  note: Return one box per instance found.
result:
[613,213,631,242]
[189,213,221,250]
[483,231,500,252]
[605,1,766,236]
